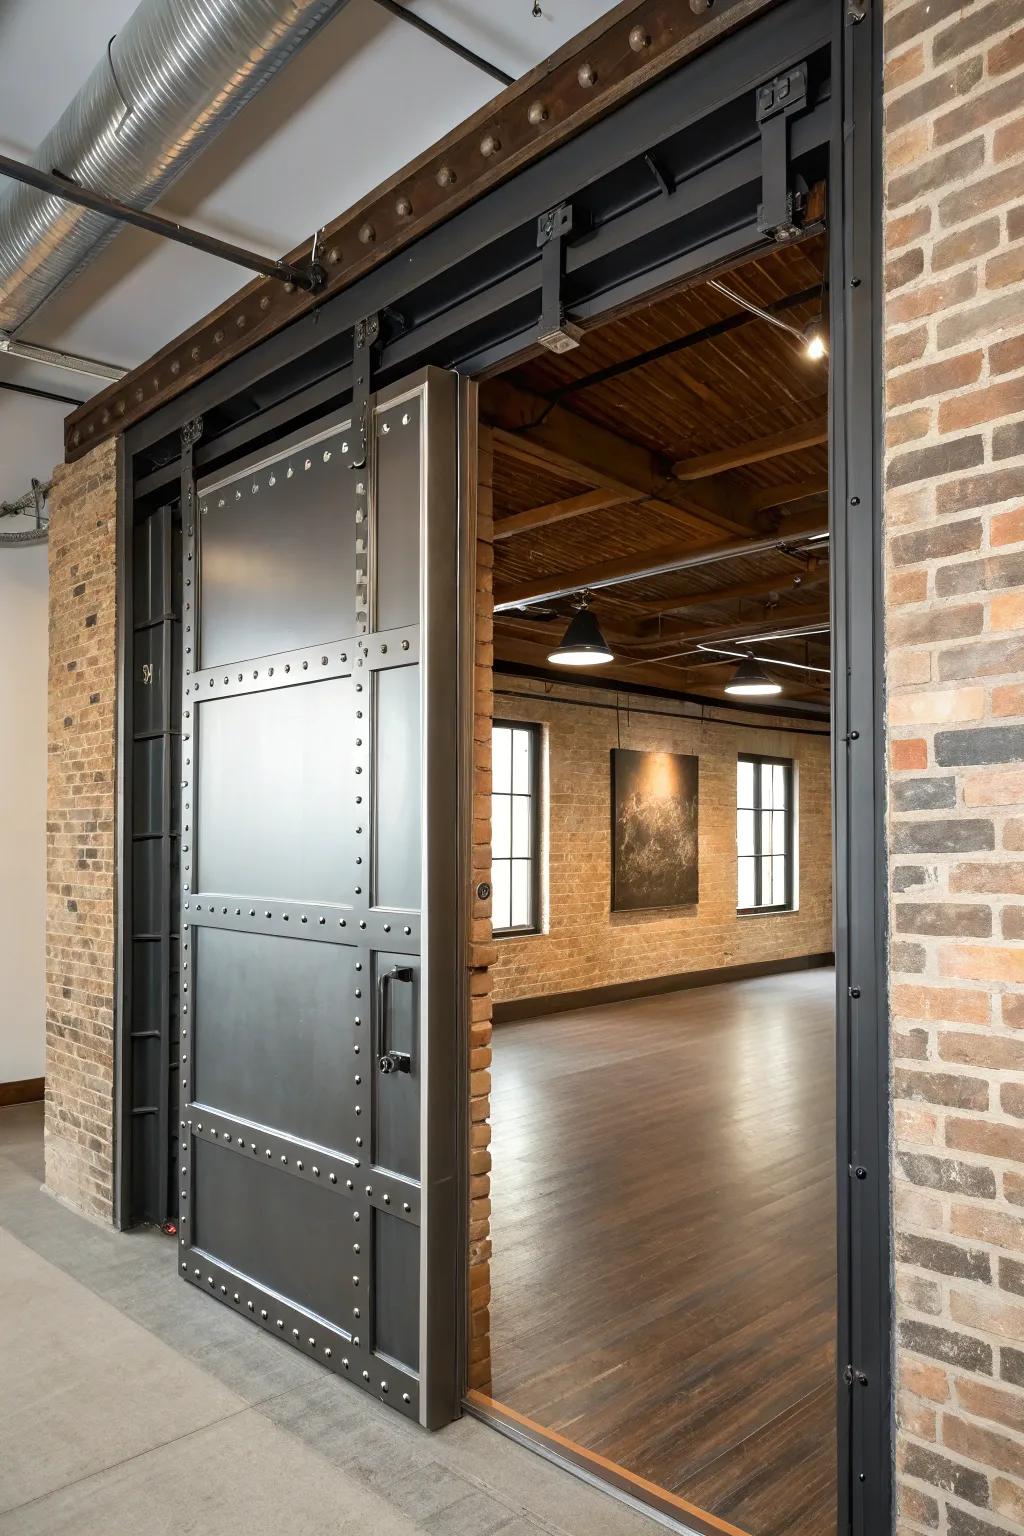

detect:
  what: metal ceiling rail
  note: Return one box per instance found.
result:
[0,156,325,291]
[68,0,818,459]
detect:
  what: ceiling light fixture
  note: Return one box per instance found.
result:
[706,279,828,364]
[548,591,614,666]
[723,653,783,697]
[802,320,828,362]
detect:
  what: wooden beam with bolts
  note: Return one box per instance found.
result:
[671,414,829,480]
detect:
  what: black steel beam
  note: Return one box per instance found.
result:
[0,154,323,291]
[0,377,83,407]
[370,0,514,86]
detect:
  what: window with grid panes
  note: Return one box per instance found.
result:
[491,721,541,935]
[737,754,794,913]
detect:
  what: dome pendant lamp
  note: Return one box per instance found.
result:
[548,591,614,666]
[724,653,782,697]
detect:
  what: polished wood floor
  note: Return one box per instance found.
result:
[488,969,837,1536]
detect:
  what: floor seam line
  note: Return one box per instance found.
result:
[666,1379,834,1487]
[0,1403,253,1521]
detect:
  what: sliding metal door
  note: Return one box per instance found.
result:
[175,367,463,1428]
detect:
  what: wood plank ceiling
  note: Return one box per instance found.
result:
[480,234,831,710]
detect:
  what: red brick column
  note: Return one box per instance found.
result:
[468,425,497,1391]
[44,438,120,1221]
[883,1,1024,1530]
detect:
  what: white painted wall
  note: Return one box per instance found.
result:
[0,390,64,1083]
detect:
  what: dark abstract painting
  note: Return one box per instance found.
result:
[611,749,699,911]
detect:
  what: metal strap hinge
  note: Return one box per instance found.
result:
[350,313,380,469]
[536,203,583,355]
[756,63,810,243]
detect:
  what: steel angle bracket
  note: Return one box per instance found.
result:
[350,313,381,469]
[756,62,810,242]
[536,203,583,355]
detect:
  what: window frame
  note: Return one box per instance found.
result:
[736,752,795,916]
[490,719,543,938]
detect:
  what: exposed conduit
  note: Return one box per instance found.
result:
[0,0,356,336]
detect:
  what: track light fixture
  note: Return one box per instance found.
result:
[724,653,783,697]
[548,591,614,666]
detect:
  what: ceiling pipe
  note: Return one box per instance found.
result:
[0,0,355,336]
[632,619,830,667]
[0,332,124,382]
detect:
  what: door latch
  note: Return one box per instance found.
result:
[377,964,414,1076]
[378,1050,412,1075]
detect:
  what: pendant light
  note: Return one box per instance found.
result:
[548,591,614,666]
[724,652,782,697]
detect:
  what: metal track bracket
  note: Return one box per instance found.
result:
[756,63,810,242]
[536,204,583,355]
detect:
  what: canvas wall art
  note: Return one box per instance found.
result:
[611,748,699,911]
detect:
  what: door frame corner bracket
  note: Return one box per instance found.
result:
[536,202,583,355]
[755,61,811,243]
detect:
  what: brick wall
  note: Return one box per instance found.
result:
[44,438,120,1222]
[883,1,1024,1531]
[491,681,833,1005]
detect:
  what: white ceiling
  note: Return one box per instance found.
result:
[0,0,614,497]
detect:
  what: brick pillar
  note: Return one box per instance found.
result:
[467,425,497,1391]
[883,1,1024,1531]
[44,438,120,1222]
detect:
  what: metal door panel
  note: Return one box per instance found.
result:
[195,681,350,902]
[133,625,165,734]
[374,394,421,631]
[373,950,420,1180]
[132,737,163,837]
[374,1209,420,1370]
[132,842,162,934]
[198,425,358,668]
[193,928,356,1147]
[373,664,421,911]
[178,368,463,1429]
[192,1137,353,1330]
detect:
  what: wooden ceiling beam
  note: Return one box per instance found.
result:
[740,475,828,514]
[494,506,829,610]
[634,564,830,620]
[493,488,637,540]
[493,633,714,695]
[484,378,752,540]
[671,414,829,480]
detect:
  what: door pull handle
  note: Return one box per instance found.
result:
[377,965,414,1075]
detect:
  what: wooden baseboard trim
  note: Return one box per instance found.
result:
[493,952,835,1024]
[0,1077,45,1107]
[465,1390,752,1536]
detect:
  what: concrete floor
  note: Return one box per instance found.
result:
[0,1102,655,1536]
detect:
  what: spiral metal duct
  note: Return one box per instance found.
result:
[0,0,351,334]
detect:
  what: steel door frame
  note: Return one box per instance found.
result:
[114,1,889,1525]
